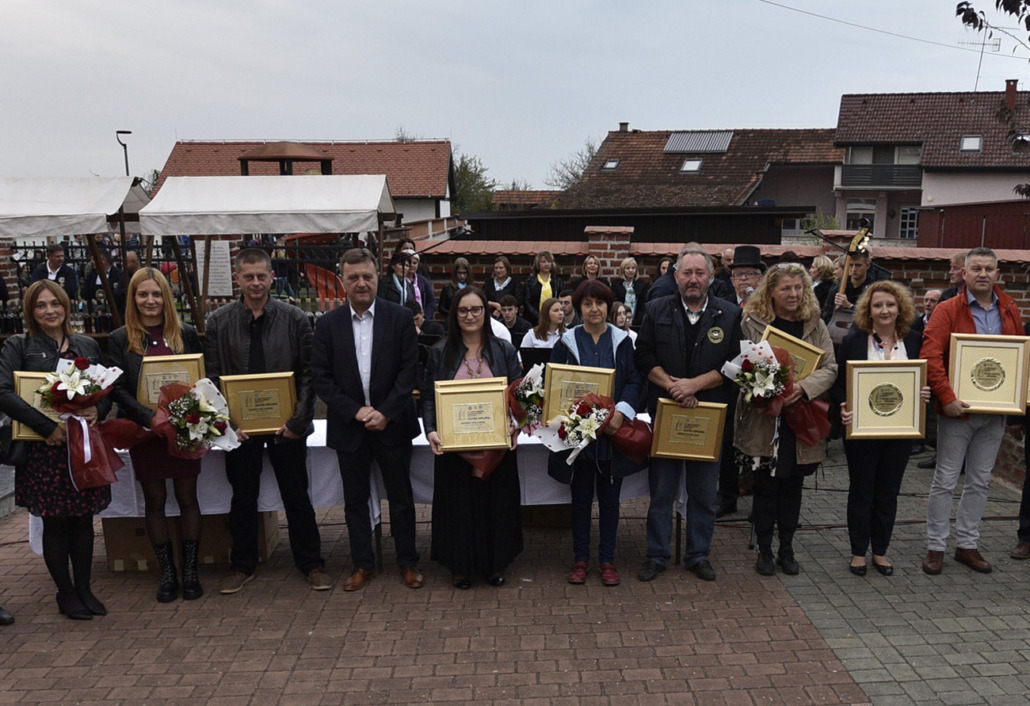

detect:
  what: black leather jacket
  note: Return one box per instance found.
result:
[204,297,315,436]
[108,323,203,427]
[0,333,109,438]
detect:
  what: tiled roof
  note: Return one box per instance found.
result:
[491,190,562,207]
[836,91,1030,168]
[416,239,589,257]
[554,129,842,210]
[155,140,452,198]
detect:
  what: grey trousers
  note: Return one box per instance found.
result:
[926,414,1004,551]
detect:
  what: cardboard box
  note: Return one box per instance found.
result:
[102,511,280,572]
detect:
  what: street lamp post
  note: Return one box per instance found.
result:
[115,130,132,176]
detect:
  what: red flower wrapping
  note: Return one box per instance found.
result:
[755,345,831,447]
[609,418,652,466]
[66,416,123,491]
[151,382,209,460]
[458,448,507,480]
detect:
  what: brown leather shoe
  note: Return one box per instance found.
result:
[1011,542,1030,560]
[954,547,992,573]
[342,568,374,592]
[400,567,424,589]
[922,550,944,575]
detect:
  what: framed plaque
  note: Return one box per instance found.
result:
[650,398,727,461]
[948,334,1030,415]
[137,354,205,412]
[12,371,63,441]
[542,363,615,423]
[220,372,296,435]
[759,326,827,382]
[845,360,926,439]
[433,377,511,451]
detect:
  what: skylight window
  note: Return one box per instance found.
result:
[680,159,703,173]
[960,135,983,152]
[602,160,619,170]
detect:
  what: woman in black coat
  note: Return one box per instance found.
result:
[609,256,649,325]
[521,251,563,327]
[109,268,205,602]
[833,280,930,577]
[377,252,417,306]
[483,256,521,317]
[438,257,472,322]
[0,280,110,620]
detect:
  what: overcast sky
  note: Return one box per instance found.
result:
[2,0,1028,190]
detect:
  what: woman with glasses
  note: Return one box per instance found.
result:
[733,263,836,577]
[423,288,523,589]
[521,251,563,327]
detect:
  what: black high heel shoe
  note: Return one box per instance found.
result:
[56,591,92,621]
[77,588,107,616]
[451,574,471,590]
[872,561,894,576]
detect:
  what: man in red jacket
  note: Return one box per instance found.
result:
[919,247,1024,576]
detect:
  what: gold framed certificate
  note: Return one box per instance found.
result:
[137,354,205,412]
[433,377,511,451]
[650,398,727,461]
[12,371,63,441]
[948,334,1030,415]
[845,360,926,439]
[220,372,296,435]
[759,326,827,382]
[542,363,615,423]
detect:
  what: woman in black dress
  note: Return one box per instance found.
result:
[423,287,523,589]
[109,268,205,602]
[438,257,472,322]
[0,280,110,620]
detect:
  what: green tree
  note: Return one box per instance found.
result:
[544,137,599,189]
[453,152,497,214]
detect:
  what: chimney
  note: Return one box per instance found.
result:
[1006,79,1018,111]
[618,122,629,133]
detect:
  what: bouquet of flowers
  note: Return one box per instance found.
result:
[151,379,240,459]
[37,358,124,490]
[535,393,614,464]
[507,363,545,433]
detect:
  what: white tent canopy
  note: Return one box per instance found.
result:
[0,177,149,238]
[140,175,395,236]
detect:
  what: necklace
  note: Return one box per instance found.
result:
[463,353,484,378]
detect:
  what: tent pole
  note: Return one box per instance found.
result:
[195,237,212,328]
[170,237,202,334]
[144,236,155,268]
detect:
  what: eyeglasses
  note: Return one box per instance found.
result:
[731,271,761,280]
[456,306,485,318]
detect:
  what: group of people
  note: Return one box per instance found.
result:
[0,239,1026,626]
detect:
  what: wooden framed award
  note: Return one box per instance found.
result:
[845,360,926,439]
[759,326,827,382]
[542,363,615,423]
[650,398,727,461]
[433,377,511,451]
[12,371,62,441]
[948,334,1030,415]
[220,372,296,435]
[137,354,205,412]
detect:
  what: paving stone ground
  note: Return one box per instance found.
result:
[0,440,1026,704]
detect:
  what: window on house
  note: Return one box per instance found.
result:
[960,135,983,152]
[896,146,921,164]
[899,207,919,239]
[680,159,702,173]
[847,146,873,164]
[602,160,619,170]
[846,199,876,232]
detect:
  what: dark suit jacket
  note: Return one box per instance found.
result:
[30,263,79,301]
[377,276,417,308]
[81,265,125,315]
[310,299,420,452]
[830,328,924,406]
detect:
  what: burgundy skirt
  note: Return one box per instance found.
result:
[129,436,202,483]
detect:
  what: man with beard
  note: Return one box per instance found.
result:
[635,246,742,582]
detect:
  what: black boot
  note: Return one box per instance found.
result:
[153,543,179,603]
[181,539,203,600]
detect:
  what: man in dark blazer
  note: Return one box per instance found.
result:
[311,248,423,592]
[80,249,125,316]
[31,243,79,301]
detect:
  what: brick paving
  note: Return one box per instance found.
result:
[0,440,1027,704]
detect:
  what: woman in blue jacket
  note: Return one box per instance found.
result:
[548,280,642,587]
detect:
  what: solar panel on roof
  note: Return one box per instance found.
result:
[664,131,734,153]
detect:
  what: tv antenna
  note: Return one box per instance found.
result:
[959,37,1001,92]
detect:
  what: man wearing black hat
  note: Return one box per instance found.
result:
[727,245,766,308]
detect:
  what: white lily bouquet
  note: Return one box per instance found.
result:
[721,340,790,409]
[153,378,240,459]
[507,363,545,433]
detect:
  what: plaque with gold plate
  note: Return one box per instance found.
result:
[433,377,511,451]
[650,398,727,461]
[137,353,205,412]
[948,334,1030,415]
[845,360,926,439]
[12,371,63,441]
[542,363,615,423]
[220,372,297,435]
[759,326,827,382]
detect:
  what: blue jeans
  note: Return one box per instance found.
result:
[645,458,719,568]
[570,458,622,565]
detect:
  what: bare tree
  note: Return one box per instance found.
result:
[544,137,599,189]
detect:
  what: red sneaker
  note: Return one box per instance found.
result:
[567,561,588,584]
[600,563,621,586]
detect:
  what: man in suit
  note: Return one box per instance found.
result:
[912,289,942,335]
[311,248,423,591]
[80,249,125,316]
[205,248,329,594]
[31,243,79,301]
